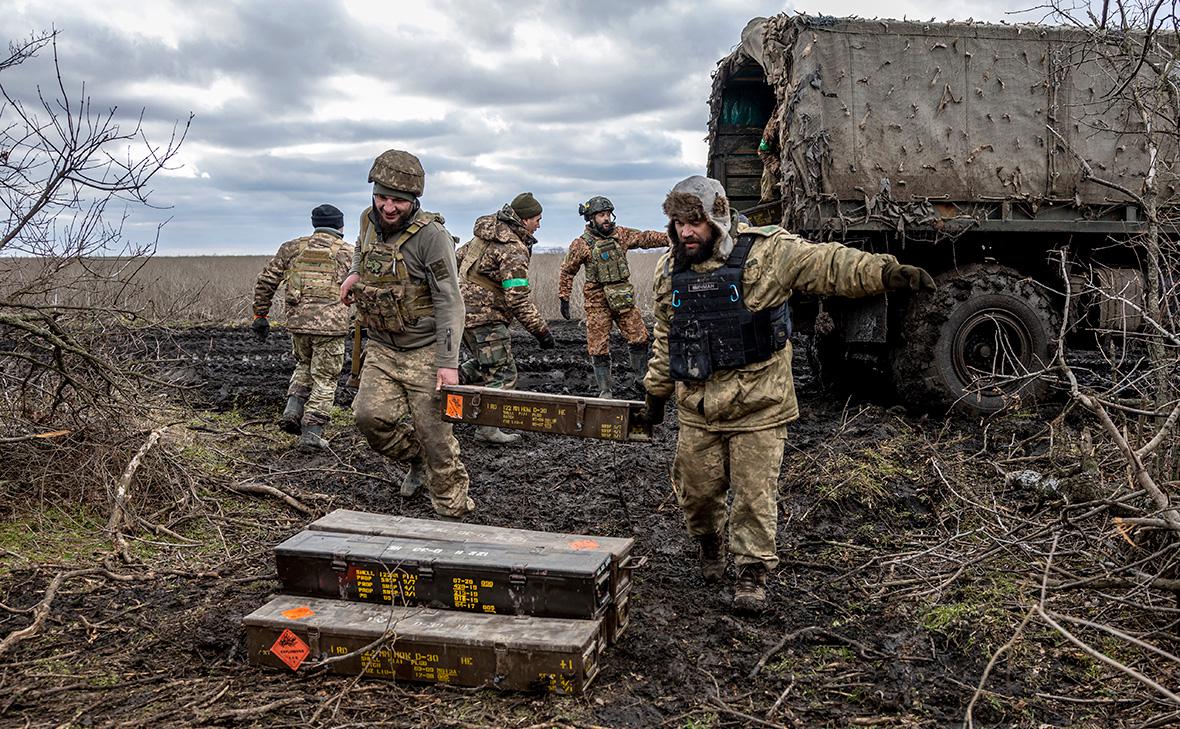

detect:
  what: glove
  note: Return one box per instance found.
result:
[633,394,667,427]
[536,328,556,350]
[251,315,270,341]
[881,262,936,292]
[559,298,571,320]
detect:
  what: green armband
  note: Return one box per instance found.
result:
[758,138,770,152]
[501,278,529,289]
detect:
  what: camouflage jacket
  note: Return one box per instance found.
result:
[558,225,668,307]
[253,229,353,336]
[644,222,896,432]
[455,205,547,337]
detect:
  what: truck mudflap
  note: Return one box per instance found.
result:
[244,594,606,694]
[274,529,612,620]
[439,385,651,442]
[308,510,641,643]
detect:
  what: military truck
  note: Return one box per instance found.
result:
[708,15,1169,412]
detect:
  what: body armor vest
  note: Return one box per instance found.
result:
[354,210,436,333]
[668,233,791,381]
[582,231,630,285]
[285,234,343,304]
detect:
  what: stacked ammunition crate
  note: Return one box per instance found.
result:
[242,509,641,694]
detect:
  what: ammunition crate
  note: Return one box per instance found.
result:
[309,510,643,643]
[439,385,651,442]
[244,595,605,694]
[274,530,612,620]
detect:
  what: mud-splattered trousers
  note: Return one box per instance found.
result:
[673,424,787,569]
[584,290,649,358]
[460,322,515,390]
[288,334,346,426]
[354,340,474,517]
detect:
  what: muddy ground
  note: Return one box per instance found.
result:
[1,320,1176,728]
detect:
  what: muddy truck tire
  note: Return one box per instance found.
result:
[891,264,1056,414]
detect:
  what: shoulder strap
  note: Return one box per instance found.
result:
[725,233,758,268]
[459,237,500,293]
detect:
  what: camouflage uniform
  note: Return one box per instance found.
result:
[456,204,548,389]
[253,230,353,426]
[645,178,897,571]
[559,225,668,357]
[350,198,473,518]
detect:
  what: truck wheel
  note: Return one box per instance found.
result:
[891,264,1056,414]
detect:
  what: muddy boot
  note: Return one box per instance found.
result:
[399,459,426,497]
[278,395,305,434]
[298,423,328,451]
[733,563,769,615]
[696,534,726,582]
[591,355,613,398]
[626,344,649,390]
[475,425,521,445]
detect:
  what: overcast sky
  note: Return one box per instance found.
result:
[3,0,1037,255]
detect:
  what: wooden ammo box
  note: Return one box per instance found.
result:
[439,385,651,442]
[309,510,642,642]
[244,594,605,694]
[274,529,612,619]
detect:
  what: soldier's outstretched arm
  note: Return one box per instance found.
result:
[616,226,670,252]
[753,231,899,307]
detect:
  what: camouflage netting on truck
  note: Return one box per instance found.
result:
[708,14,1178,238]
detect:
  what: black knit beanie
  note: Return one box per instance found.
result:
[311,204,345,230]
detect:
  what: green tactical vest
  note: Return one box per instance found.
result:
[284,233,343,302]
[582,231,630,285]
[353,210,437,333]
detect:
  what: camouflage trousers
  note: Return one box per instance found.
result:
[671,423,787,569]
[459,322,516,389]
[353,340,474,518]
[287,333,346,426]
[586,302,648,357]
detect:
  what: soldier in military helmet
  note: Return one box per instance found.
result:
[252,204,354,450]
[558,195,668,397]
[339,149,473,516]
[634,175,934,614]
[455,192,555,445]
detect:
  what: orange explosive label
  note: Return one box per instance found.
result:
[567,539,600,551]
[445,393,464,419]
[281,605,315,620]
[270,629,310,671]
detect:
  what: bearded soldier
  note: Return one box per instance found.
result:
[456,192,556,445]
[252,204,353,451]
[339,150,473,517]
[558,196,668,397]
[634,176,934,614]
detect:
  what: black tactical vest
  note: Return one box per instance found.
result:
[668,233,791,381]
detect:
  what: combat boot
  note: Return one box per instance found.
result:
[474,425,521,445]
[733,563,769,615]
[625,344,649,390]
[591,356,613,398]
[400,458,426,497]
[278,395,306,434]
[298,423,328,451]
[696,534,726,582]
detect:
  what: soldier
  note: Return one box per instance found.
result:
[252,204,353,451]
[558,196,668,398]
[456,192,556,445]
[634,176,934,614]
[339,149,473,517]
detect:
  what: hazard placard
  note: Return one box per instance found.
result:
[270,628,310,671]
[445,393,464,419]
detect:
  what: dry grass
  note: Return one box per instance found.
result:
[1,252,664,326]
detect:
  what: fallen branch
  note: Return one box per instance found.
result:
[108,426,169,559]
[226,480,313,515]
[0,568,101,657]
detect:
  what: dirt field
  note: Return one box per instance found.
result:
[0,321,1175,728]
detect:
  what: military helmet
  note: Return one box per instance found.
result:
[368,149,425,197]
[578,195,614,220]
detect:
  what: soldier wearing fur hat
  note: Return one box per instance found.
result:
[339,149,473,518]
[455,192,555,445]
[558,195,668,397]
[635,176,933,614]
[253,204,354,450]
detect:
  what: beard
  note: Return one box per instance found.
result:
[592,220,616,236]
[672,235,715,269]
